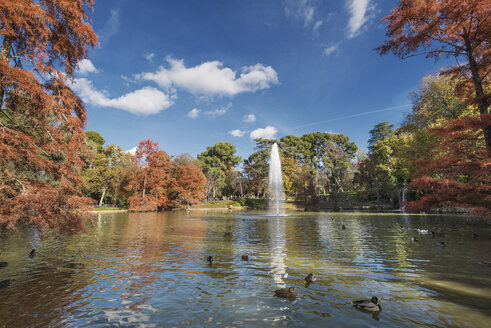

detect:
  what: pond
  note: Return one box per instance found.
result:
[1,210,490,327]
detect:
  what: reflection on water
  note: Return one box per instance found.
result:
[1,211,491,327]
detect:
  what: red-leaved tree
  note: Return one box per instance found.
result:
[172,164,207,207]
[0,0,98,234]
[127,139,174,212]
[406,116,491,216]
[377,0,490,154]
[378,0,490,216]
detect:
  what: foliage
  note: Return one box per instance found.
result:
[198,142,241,199]
[172,164,207,207]
[127,139,174,212]
[368,122,394,152]
[407,116,491,216]
[237,198,268,209]
[83,144,132,206]
[377,0,490,153]
[0,0,98,234]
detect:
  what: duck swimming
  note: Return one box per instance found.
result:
[305,273,317,283]
[352,296,382,312]
[416,229,428,234]
[241,255,249,261]
[411,237,418,242]
[207,256,213,264]
[0,262,7,268]
[29,249,36,257]
[274,287,298,299]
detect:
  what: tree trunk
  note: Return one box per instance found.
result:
[0,36,13,109]
[463,29,490,155]
[99,187,106,206]
[142,177,146,201]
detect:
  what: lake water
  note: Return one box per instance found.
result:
[1,210,491,327]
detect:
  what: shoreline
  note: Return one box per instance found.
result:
[87,209,128,214]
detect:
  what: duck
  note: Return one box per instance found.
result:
[472,233,479,239]
[274,287,298,299]
[416,229,428,234]
[400,226,409,230]
[0,279,10,288]
[29,249,36,257]
[478,261,491,266]
[0,262,7,268]
[411,237,418,242]
[434,241,446,248]
[207,255,213,264]
[241,255,249,261]
[305,273,317,283]
[342,224,346,230]
[352,296,382,312]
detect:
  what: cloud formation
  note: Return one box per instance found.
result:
[77,59,99,75]
[137,57,278,97]
[229,129,246,137]
[250,126,278,140]
[187,108,201,119]
[204,103,231,118]
[347,0,373,38]
[323,45,338,56]
[71,78,173,115]
[243,114,256,123]
[98,9,121,44]
[144,53,155,61]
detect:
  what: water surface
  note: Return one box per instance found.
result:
[1,211,490,327]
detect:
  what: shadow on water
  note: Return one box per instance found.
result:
[0,211,490,327]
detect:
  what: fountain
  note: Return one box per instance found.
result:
[400,187,408,212]
[268,143,284,216]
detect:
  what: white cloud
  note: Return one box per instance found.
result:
[243,114,256,123]
[285,0,315,27]
[187,108,201,119]
[144,52,155,61]
[71,78,173,115]
[204,103,231,118]
[313,20,323,32]
[323,45,338,56]
[229,129,246,137]
[250,126,278,140]
[127,147,137,155]
[98,9,120,44]
[137,57,278,97]
[347,0,373,38]
[77,59,99,75]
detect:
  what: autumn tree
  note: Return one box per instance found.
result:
[171,164,207,207]
[127,139,174,212]
[0,0,98,234]
[377,0,490,153]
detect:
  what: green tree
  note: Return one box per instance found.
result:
[368,122,395,152]
[198,142,241,199]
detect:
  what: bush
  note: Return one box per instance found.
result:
[238,198,268,209]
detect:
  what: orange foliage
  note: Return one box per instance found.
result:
[407,115,491,216]
[377,0,490,153]
[173,164,207,207]
[0,0,98,234]
[127,139,174,212]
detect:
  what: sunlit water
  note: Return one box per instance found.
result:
[1,211,491,327]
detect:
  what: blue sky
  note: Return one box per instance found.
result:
[73,0,444,159]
